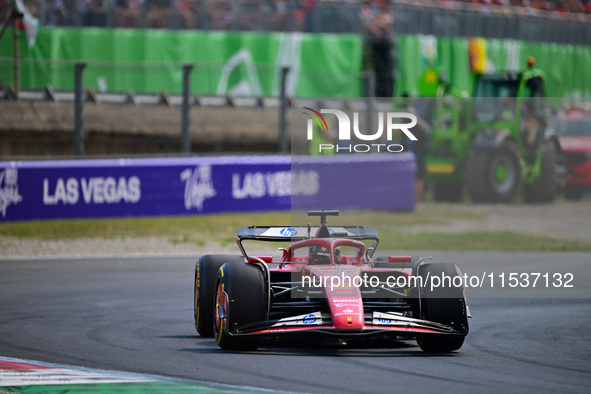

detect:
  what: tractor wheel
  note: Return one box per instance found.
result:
[466,140,522,203]
[523,142,557,204]
[564,187,583,200]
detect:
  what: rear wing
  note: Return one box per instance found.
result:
[237,226,379,242]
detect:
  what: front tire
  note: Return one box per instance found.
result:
[194,254,243,337]
[466,140,522,203]
[214,262,266,350]
[415,262,469,352]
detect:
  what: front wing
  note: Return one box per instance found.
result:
[224,312,468,339]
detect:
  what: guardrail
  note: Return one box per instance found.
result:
[0,60,384,158]
[0,154,416,221]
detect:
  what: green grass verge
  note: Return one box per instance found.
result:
[376,231,591,252]
[1,209,590,252]
[0,208,476,240]
[0,212,290,247]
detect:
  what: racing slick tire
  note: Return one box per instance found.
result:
[415,262,468,352]
[523,141,557,204]
[194,254,243,337]
[466,140,522,203]
[214,262,266,350]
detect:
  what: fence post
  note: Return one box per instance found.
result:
[12,9,20,99]
[139,2,147,28]
[181,64,194,154]
[74,63,86,156]
[278,66,290,154]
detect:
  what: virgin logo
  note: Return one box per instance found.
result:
[180,166,216,211]
[0,168,23,218]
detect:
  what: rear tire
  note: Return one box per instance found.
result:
[523,142,556,204]
[194,254,243,337]
[466,140,522,203]
[415,262,468,352]
[214,262,266,350]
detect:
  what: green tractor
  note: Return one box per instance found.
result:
[424,69,563,203]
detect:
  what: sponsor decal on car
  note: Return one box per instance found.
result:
[377,314,392,324]
[331,299,359,304]
[259,227,360,239]
[334,312,361,317]
[271,312,323,328]
[280,227,298,236]
[302,314,317,324]
[372,311,404,326]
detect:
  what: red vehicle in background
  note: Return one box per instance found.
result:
[551,107,591,200]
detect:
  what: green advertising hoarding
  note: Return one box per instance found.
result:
[1,28,590,100]
[0,28,362,97]
[396,34,591,101]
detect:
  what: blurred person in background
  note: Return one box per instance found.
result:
[51,0,70,26]
[146,0,170,28]
[22,0,40,18]
[363,0,394,97]
[84,0,113,27]
[395,92,432,201]
[269,0,288,30]
[176,0,200,29]
[234,0,262,31]
[205,0,233,30]
[521,56,546,152]
[0,0,12,24]
[115,0,140,28]
[78,0,90,25]
[269,0,305,31]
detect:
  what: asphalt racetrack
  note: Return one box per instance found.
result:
[1,254,590,393]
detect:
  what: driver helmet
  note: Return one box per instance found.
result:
[310,245,331,265]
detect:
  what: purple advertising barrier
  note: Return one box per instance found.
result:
[292,153,416,212]
[0,154,415,222]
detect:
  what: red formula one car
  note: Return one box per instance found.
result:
[194,210,470,352]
